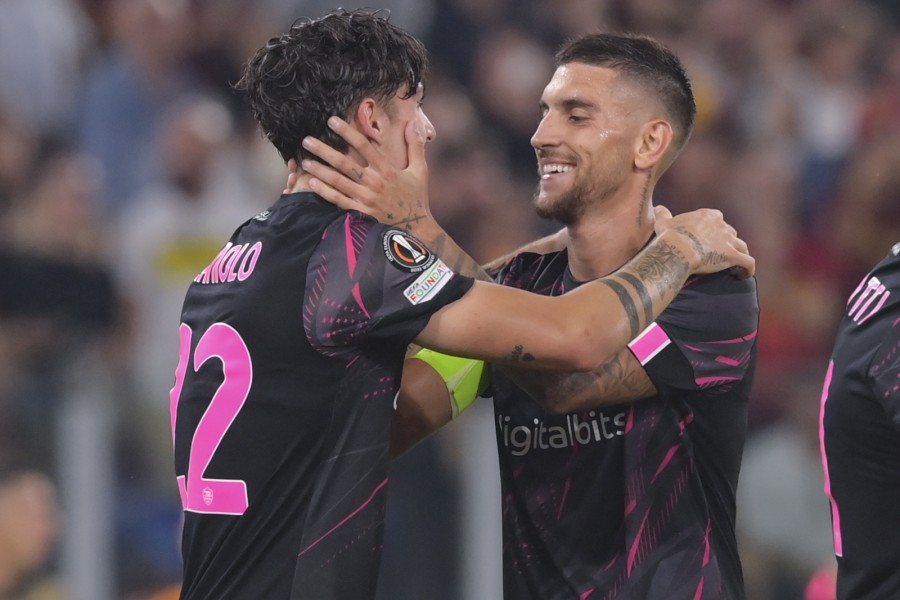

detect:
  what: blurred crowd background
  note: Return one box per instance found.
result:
[0,0,898,598]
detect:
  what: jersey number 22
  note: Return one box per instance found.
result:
[170,322,252,515]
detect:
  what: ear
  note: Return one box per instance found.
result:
[634,120,673,171]
[351,98,385,144]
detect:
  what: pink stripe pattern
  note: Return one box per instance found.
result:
[818,361,842,556]
[298,478,389,557]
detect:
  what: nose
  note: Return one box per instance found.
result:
[530,114,553,150]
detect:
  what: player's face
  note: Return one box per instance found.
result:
[530,63,645,224]
[381,82,435,169]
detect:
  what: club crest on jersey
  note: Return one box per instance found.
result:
[382,230,435,273]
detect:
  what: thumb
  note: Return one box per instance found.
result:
[654,205,673,220]
[405,119,427,174]
[284,158,299,193]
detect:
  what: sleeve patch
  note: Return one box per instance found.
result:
[404,259,454,305]
[382,230,435,273]
[629,322,671,365]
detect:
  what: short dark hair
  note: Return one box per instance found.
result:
[235,8,428,163]
[556,33,696,150]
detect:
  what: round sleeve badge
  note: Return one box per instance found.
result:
[382,229,437,273]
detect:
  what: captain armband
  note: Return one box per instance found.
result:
[411,348,490,419]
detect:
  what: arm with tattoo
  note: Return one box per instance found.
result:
[497,234,690,412]
[502,348,656,414]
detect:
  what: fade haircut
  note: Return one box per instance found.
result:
[556,33,696,152]
[236,8,428,163]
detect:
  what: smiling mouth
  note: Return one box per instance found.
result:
[539,163,574,178]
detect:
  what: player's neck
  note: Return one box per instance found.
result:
[565,195,656,282]
[286,173,315,194]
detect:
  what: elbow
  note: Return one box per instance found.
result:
[559,334,613,373]
[555,311,628,372]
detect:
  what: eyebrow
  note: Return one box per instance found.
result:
[539,97,596,112]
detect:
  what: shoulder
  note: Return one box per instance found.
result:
[683,269,758,295]
[662,272,759,338]
[871,244,900,289]
[494,249,567,285]
[674,271,759,311]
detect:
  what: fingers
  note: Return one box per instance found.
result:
[716,230,755,279]
[300,134,375,204]
[659,207,756,278]
[302,159,364,210]
[405,120,428,177]
[283,159,299,193]
[301,135,361,176]
[300,158,364,211]
[324,116,388,171]
[729,233,755,278]
[730,250,756,279]
[307,176,359,212]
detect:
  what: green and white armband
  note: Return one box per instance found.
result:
[411,348,490,419]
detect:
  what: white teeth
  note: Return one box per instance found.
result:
[540,163,573,175]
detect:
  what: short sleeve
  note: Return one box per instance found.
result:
[628,272,759,396]
[304,212,473,353]
[868,318,900,426]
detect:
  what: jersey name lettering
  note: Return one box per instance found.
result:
[194,241,263,284]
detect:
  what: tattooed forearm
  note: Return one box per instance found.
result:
[628,240,690,301]
[499,349,657,413]
[424,232,493,282]
[616,272,653,328]
[387,211,428,231]
[387,199,431,233]
[509,344,536,363]
[674,225,704,259]
[599,278,640,339]
[550,354,650,403]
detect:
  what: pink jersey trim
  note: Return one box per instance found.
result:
[858,290,889,325]
[715,356,741,367]
[343,216,371,318]
[298,477,389,557]
[652,445,681,483]
[344,215,358,276]
[818,361,842,556]
[627,513,649,575]
[694,375,740,386]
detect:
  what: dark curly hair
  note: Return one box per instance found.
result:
[556,33,697,152]
[235,8,428,164]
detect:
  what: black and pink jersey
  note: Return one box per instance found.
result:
[820,243,900,600]
[491,249,758,600]
[171,192,472,599]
